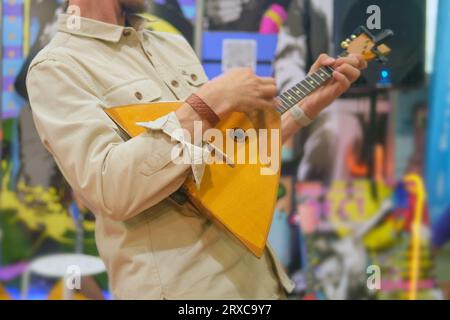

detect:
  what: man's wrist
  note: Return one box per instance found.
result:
[195,82,231,119]
[290,102,316,128]
[299,100,320,120]
[186,94,221,127]
[175,103,211,135]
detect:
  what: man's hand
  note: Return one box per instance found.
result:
[197,68,277,119]
[176,68,277,134]
[301,54,368,119]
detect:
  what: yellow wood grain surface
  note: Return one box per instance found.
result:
[105,102,281,257]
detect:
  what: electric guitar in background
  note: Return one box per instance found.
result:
[105,26,393,258]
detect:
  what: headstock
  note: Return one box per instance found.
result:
[340,26,394,63]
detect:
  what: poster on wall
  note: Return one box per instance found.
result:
[201,0,293,79]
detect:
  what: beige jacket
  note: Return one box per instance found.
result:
[27,13,294,299]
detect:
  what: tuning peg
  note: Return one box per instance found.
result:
[341,41,349,49]
[351,35,357,40]
[346,38,351,43]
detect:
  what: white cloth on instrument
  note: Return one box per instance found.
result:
[137,112,210,188]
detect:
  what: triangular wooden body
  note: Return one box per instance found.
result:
[105,102,281,257]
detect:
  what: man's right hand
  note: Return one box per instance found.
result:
[196,68,278,119]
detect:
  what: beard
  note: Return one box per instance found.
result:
[119,0,147,14]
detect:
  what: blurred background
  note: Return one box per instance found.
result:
[1,0,450,300]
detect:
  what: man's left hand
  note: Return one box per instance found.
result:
[301,53,368,119]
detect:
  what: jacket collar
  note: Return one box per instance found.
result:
[58,13,154,43]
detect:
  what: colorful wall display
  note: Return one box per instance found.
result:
[2,0,26,119]
[426,0,450,226]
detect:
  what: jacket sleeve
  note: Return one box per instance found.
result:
[27,57,191,221]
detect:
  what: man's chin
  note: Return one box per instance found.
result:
[120,0,147,14]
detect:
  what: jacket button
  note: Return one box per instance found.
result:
[123,30,131,37]
[135,92,143,100]
[190,74,198,81]
[171,80,179,88]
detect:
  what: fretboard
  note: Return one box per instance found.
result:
[275,65,334,115]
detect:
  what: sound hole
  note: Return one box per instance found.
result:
[230,128,248,143]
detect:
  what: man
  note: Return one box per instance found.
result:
[26,0,366,299]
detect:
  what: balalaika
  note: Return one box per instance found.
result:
[105,26,393,257]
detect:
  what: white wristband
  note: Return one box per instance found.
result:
[290,105,314,127]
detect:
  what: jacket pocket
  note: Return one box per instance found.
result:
[176,64,209,88]
[102,78,162,107]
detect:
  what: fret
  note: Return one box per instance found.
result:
[302,79,315,91]
[292,87,306,98]
[304,76,318,88]
[322,66,333,77]
[322,66,334,75]
[283,93,297,105]
[275,97,289,115]
[278,100,291,113]
[275,97,289,113]
[279,94,292,107]
[311,73,324,84]
[295,83,309,96]
[314,72,325,82]
[287,89,301,100]
[297,82,311,95]
[316,69,329,80]
[307,75,320,87]
[276,62,336,116]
